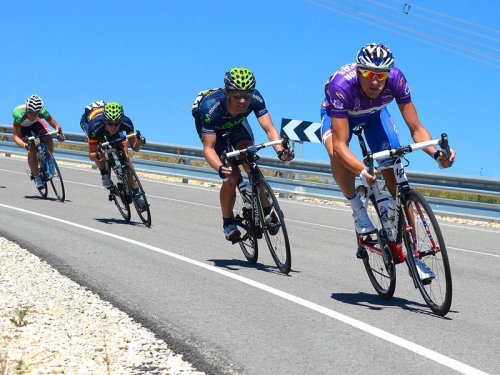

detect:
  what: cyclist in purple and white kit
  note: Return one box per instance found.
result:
[322,43,455,272]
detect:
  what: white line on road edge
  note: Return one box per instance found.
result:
[0,203,490,375]
[0,164,498,259]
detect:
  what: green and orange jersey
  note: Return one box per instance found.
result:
[12,104,52,127]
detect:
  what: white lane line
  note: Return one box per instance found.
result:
[1,165,498,257]
[447,247,500,257]
[0,203,490,375]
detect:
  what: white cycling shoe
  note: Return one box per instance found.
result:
[353,207,376,234]
[413,257,436,284]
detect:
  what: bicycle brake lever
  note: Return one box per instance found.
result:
[439,133,451,158]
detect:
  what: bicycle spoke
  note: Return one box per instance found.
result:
[403,190,452,316]
[256,180,291,274]
[357,187,396,299]
[123,166,151,227]
[46,151,65,202]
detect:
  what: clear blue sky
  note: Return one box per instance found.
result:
[1,0,499,177]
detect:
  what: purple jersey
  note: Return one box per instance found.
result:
[323,63,411,119]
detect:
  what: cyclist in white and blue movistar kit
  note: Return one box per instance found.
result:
[322,43,455,274]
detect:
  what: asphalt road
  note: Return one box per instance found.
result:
[0,155,498,375]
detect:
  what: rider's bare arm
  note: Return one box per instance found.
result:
[47,117,61,132]
[398,101,455,166]
[12,126,28,149]
[257,113,294,160]
[202,133,231,176]
[129,135,142,152]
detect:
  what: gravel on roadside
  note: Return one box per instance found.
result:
[0,237,205,375]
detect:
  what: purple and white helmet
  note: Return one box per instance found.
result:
[356,43,395,70]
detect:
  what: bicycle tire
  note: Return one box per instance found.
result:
[37,162,48,198]
[46,150,65,202]
[402,189,452,316]
[256,179,291,274]
[234,190,258,264]
[123,165,151,227]
[109,162,131,221]
[357,186,396,299]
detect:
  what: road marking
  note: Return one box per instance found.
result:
[0,203,490,375]
[0,165,498,258]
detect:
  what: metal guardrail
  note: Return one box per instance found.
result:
[1,125,499,221]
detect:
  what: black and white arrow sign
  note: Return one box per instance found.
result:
[280,118,322,144]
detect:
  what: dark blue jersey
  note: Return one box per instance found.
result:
[195,88,268,135]
[87,110,135,145]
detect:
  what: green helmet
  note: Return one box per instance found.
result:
[103,102,124,122]
[224,67,256,91]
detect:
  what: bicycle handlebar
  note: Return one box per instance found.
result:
[224,139,285,159]
[99,132,138,149]
[370,134,450,162]
[24,129,62,142]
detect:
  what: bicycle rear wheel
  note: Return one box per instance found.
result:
[234,192,259,263]
[256,179,291,274]
[402,189,452,316]
[357,186,396,299]
[123,165,151,227]
[46,151,65,202]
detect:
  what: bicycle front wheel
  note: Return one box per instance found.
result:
[402,189,452,316]
[46,151,65,202]
[357,186,396,299]
[123,165,151,227]
[256,179,291,274]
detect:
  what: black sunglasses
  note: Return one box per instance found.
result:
[229,90,254,100]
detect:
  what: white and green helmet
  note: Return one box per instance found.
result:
[224,67,256,91]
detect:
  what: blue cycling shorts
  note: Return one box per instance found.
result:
[321,106,400,166]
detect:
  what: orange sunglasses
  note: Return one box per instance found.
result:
[358,68,390,81]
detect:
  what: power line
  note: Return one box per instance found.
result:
[304,0,500,68]
[318,0,500,62]
[386,0,500,35]
[365,0,500,43]
[342,0,500,53]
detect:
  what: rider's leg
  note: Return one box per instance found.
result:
[122,142,139,190]
[22,125,40,177]
[27,145,38,176]
[364,107,401,199]
[42,135,55,153]
[220,164,239,218]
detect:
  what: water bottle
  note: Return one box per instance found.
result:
[238,181,252,210]
[376,193,394,241]
[387,198,396,229]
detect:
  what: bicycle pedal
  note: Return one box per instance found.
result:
[356,247,368,259]
[230,236,242,244]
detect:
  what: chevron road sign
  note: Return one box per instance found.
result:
[280,118,322,143]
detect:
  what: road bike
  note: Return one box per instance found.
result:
[98,131,151,227]
[354,125,453,316]
[221,133,292,274]
[25,129,65,202]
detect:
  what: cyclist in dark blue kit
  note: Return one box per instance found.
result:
[83,102,146,208]
[192,67,294,241]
